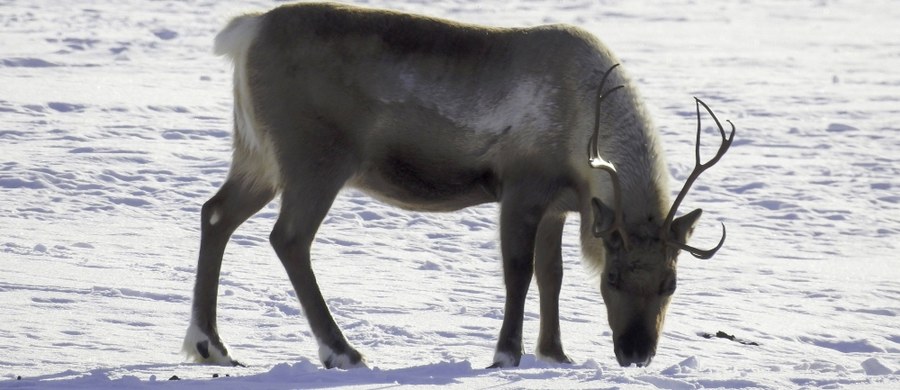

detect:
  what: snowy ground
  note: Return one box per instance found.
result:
[1,0,898,388]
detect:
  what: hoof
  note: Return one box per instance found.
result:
[183,323,240,366]
[488,350,520,369]
[318,342,367,370]
[536,349,574,365]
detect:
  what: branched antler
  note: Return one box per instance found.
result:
[587,64,629,250]
[662,98,735,259]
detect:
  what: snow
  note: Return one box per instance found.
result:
[1,0,898,388]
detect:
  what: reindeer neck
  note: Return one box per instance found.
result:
[601,91,671,227]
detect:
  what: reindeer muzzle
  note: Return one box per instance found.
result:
[614,322,657,367]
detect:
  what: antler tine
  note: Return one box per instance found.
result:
[588,64,624,165]
[668,223,726,259]
[662,97,735,258]
[588,64,629,250]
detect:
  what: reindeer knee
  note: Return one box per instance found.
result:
[202,204,223,227]
[269,218,314,260]
[268,222,291,255]
[201,198,223,227]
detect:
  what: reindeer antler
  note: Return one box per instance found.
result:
[662,98,735,259]
[588,64,629,250]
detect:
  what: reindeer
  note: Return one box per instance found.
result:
[183,2,734,369]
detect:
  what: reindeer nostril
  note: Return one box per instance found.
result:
[615,324,657,367]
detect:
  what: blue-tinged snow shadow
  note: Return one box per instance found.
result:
[1,360,477,389]
[252,359,476,388]
[2,356,599,389]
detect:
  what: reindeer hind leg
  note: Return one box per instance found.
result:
[184,175,276,365]
[266,123,366,369]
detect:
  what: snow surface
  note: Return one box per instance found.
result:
[1,0,898,388]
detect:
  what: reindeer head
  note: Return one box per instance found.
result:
[588,66,735,367]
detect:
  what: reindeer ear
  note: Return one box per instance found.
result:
[670,208,703,244]
[591,197,617,238]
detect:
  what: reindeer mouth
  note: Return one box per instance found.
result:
[615,349,654,367]
[614,324,657,367]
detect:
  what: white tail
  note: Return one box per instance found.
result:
[215,14,265,154]
[212,13,281,193]
[213,14,261,58]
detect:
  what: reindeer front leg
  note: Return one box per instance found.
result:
[490,180,554,368]
[534,213,573,364]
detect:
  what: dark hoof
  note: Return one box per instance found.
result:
[198,340,245,367]
[196,341,211,359]
[488,351,520,369]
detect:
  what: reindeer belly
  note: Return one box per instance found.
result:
[350,152,500,212]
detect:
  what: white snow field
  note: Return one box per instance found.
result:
[1,0,898,388]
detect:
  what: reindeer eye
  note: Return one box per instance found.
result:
[607,271,620,289]
[603,231,624,251]
[660,277,677,296]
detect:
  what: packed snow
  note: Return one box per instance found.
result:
[1,0,898,388]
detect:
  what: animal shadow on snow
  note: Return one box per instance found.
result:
[249,359,481,388]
